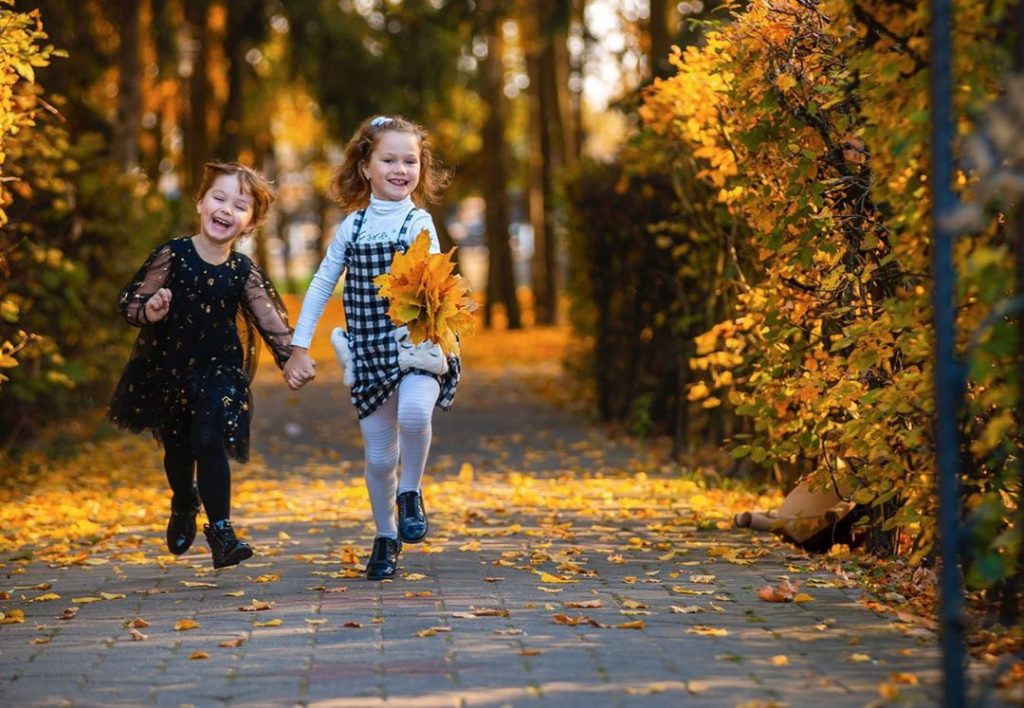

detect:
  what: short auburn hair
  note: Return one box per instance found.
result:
[331,115,451,212]
[194,161,275,231]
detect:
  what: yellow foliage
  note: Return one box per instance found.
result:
[642,0,1014,570]
[374,230,476,356]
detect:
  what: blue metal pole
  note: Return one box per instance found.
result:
[929,0,967,705]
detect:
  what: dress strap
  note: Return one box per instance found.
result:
[351,209,368,243]
[398,208,419,240]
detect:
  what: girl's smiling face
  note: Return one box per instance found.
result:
[197,174,256,245]
[363,130,421,202]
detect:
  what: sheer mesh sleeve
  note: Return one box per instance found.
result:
[118,244,173,326]
[242,263,293,369]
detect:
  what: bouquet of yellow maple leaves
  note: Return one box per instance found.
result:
[374,229,475,358]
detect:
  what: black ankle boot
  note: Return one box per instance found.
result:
[365,537,401,580]
[203,520,253,569]
[396,490,428,543]
[166,486,201,555]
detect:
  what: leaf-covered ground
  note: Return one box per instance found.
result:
[1,301,1021,704]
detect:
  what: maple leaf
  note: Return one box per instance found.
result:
[373,230,476,355]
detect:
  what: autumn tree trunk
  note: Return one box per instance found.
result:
[549,16,578,170]
[183,0,210,194]
[219,3,246,161]
[115,0,142,171]
[524,1,556,325]
[478,1,521,329]
[648,0,676,79]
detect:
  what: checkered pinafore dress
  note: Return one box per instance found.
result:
[343,207,460,419]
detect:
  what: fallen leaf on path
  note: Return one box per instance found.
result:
[552,613,603,627]
[564,599,602,609]
[219,637,246,647]
[757,579,799,603]
[253,619,283,627]
[127,618,149,628]
[342,621,362,628]
[494,628,523,635]
[403,573,428,581]
[518,648,543,656]
[415,627,451,637]
[71,596,102,604]
[128,628,148,641]
[468,607,509,617]
[99,592,126,601]
[223,590,245,598]
[771,655,789,666]
[57,608,78,620]
[847,653,872,663]
[29,636,50,645]
[252,574,279,583]
[188,651,209,660]
[615,620,645,630]
[238,600,274,611]
[32,592,60,602]
[174,619,200,631]
[688,575,717,584]
[538,572,577,584]
[671,605,703,614]
[181,581,217,588]
[687,625,728,637]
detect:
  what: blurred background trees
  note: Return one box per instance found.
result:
[1,0,686,449]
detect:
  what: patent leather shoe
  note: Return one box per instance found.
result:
[166,486,200,555]
[366,536,401,580]
[203,520,253,569]
[396,490,428,543]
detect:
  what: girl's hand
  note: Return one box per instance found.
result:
[144,288,173,323]
[284,348,316,390]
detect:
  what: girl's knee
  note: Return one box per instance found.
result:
[191,427,225,458]
[365,454,399,479]
[397,407,432,433]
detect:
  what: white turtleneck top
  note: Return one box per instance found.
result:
[291,195,439,349]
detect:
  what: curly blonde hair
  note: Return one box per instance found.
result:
[195,161,275,232]
[331,115,451,212]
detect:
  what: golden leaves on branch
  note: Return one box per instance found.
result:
[373,230,476,355]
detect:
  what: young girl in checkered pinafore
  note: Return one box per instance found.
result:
[283,116,459,580]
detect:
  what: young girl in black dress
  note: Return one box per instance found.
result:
[109,162,293,569]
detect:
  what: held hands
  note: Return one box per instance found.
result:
[144,288,173,323]
[284,348,316,391]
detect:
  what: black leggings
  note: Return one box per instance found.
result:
[162,408,231,524]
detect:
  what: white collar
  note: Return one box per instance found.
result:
[368,195,414,217]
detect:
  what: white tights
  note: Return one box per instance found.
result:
[359,374,440,539]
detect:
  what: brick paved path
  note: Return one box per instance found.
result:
[0,343,1002,706]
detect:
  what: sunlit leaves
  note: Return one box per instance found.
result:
[641,0,1017,591]
[373,230,476,355]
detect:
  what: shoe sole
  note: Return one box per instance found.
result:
[398,527,428,544]
[167,538,195,555]
[212,545,254,569]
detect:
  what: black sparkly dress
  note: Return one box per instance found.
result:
[108,237,293,462]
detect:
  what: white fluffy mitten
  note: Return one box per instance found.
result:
[330,327,355,387]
